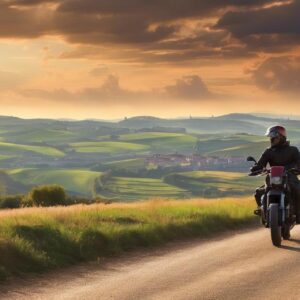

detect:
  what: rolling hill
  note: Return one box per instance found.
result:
[0,113,298,199]
[69,141,149,154]
[8,169,102,196]
[0,171,28,195]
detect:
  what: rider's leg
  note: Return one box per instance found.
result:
[255,186,265,207]
[254,186,265,215]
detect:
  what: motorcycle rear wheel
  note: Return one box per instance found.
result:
[269,204,282,247]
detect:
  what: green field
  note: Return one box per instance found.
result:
[0,154,13,161]
[119,132,198,153]
[4,128,77,144]
[0,142,65,157]
[119,132,188,141]
[208,141,269,158]
[98,176,189,200]
[69,141,149,154]
[5,130,266,157]
[194,134,267,156]
[8,169,102,196]
[0,197,257,281]
[5,168,261,200]
[103,158,146,170]
[164,170,262,197]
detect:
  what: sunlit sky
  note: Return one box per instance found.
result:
[0,0,299,119]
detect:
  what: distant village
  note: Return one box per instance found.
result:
[145,153,245,170]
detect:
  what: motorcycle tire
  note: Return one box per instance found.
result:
[269,203,282,247]
[282,224,291,240]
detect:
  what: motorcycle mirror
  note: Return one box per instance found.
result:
[247,156,257,163]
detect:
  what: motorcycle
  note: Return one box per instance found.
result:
[247,156,300,247]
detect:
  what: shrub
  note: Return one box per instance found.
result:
[0,195,23,209]
[65,195,94,206]
[21,196,34,208]
[65,196,112,206]
[94,197,112,205]
[27,185,67,207]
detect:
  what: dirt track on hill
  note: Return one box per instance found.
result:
[2,226,300,300]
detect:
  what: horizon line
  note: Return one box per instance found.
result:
[0,112,298,122]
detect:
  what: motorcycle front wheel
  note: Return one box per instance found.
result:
[282,224,291,240]
[269,203,282,247]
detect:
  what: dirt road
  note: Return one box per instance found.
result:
[2,226,300,300]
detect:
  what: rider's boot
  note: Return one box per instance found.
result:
[254,188,264,217]
[254,206,261,216]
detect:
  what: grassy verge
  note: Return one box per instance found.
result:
[0,197,257,281]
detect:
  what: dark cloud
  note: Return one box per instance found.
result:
[53,0,278,48]
[59,40,256,64]
[0,3,47,38]
[241,34,300,53]
[0,0,297,62]
[251,56,300,93]
[61,20,178,44]
[217,1,300,38]
[58,0,274,21]
[216,0,300,53]
[9,0,58,5]
[146,30,229,51]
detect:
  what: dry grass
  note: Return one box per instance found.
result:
[0,197,243,217]
[0,197,257,281]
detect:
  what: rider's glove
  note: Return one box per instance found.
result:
[250,165,262,173]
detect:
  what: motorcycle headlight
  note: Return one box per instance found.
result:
[270,176,282,185]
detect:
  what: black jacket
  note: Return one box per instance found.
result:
[254,141,300,171]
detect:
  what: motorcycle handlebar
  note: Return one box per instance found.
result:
[248,168,300,176]
[288,168,300,175]
[248,170,266,176]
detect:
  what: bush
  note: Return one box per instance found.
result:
[0,195,23,209]
[27,185,67,207]
[65,195,94,206]
[21,196,34,208]
[94,197,112,205]
[65,196,112,206]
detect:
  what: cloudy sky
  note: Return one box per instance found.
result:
[0,0,299,119]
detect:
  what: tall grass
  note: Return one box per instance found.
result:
[0,197,257,281]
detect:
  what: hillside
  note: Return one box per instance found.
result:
[96,176,189,201]
[8,169,101,197]
[119,116,267,134]
[0,113,297,198]
[0,171,28,195]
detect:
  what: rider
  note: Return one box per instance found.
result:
[251,125,300,222]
